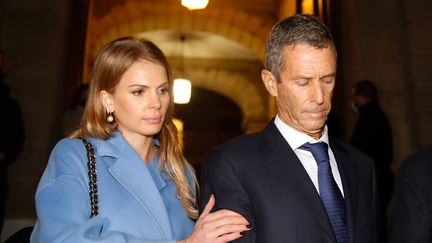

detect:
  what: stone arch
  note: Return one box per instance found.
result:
[85,2,275,131]
[91,15,266,62]
[86,3,275,64]
[183,67,266,122]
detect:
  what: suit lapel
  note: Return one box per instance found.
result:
[330,141,359,243]
[258,123,336,242]
[94,132,173,239]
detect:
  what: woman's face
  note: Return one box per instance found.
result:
[101,59,170,140]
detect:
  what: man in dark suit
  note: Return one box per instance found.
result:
[200,15,378,243]
[389,146,432,243]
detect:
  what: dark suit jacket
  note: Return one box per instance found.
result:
[200,122,378,243]
[389,146,432,243]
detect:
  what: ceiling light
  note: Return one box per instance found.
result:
[181,0,209,10]
[173,78,191,104]
[173,35,191,104]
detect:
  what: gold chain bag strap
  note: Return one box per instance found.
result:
[80,138,99,217]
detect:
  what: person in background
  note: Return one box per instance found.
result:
[0,49,25,238]
[200,15,379,243]
[350,79,393,241]
[389,146,432,243]
[31,37,249,242]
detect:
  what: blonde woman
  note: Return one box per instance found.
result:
[31,37,249,243]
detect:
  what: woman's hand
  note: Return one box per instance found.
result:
[184,195,250,243]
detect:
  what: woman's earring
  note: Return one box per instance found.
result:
[106,109,114,123]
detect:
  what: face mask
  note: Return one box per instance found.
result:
[351,102,359,114]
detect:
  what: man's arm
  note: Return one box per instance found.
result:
[200,149,254,242]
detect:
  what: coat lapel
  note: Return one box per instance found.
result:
[94,132,172,239]
[258,123,336,242]
[330,141,359,243]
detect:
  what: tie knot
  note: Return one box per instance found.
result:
[299,142,329,164]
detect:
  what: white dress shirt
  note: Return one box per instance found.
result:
[274,115,345,197]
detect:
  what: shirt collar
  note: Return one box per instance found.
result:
[274,115,329,150]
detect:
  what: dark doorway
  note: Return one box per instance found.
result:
[174,86,243,178]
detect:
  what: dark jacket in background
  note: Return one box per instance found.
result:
[0,80,25,165]
[350,101,394,206]
[350,101,393,242]
[390,146,432,243]
[0,79,25,236]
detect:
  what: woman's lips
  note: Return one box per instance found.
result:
[144,117,162,124]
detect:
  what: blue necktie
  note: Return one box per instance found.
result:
[300,142,348,243]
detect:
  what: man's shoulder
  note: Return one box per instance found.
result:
[401,146,432,174]
[213,132,262,154]
[205,126,276,166]
[405,146,432,162]
[213,121,279,151]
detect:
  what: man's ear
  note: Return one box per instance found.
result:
[261,69,278,97]
[100,90,114,111]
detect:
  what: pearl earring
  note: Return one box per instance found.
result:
[106,109,114,123]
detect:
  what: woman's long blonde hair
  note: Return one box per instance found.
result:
[71,36,198,219]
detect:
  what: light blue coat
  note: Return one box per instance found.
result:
[31,131,194,242]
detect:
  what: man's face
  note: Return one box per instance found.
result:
[263,44,336,139]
